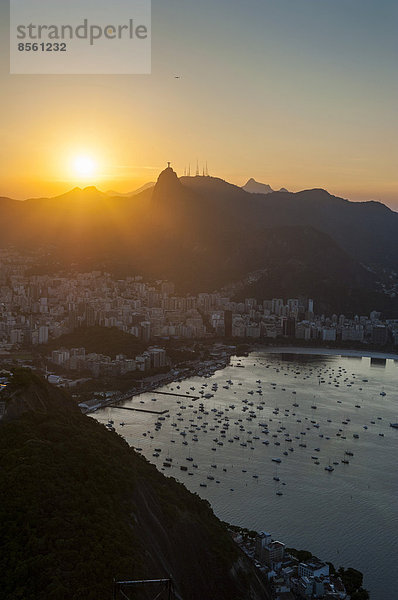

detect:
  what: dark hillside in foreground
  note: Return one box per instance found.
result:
[0,371,270,600]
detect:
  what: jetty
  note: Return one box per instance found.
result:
[151,391,200,400]
[108,405,169,415]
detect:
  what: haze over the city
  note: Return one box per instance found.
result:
[0,0,397,206]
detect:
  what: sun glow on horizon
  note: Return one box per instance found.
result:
[71,154,98,180]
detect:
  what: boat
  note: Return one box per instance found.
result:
[390,423,398,429]
[272,458,282,463]
[325,465,334,472]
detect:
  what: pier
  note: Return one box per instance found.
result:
[108,405,169,415]
[152,391,200,400]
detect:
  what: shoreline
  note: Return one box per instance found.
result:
[251,345,398,360]
[85,344,397,414]
[85,353,234,414]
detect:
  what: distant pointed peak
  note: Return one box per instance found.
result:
[242,179,274,194]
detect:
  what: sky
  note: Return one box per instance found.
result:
[0,0,397,206]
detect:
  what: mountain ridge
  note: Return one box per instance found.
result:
[0,168,397,314]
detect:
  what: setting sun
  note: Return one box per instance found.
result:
[72,155,97,179]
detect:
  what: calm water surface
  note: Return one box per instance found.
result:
[94,351,398,599]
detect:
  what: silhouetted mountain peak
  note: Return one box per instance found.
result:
[83,186,100,193]
[153,165,182,200]
[52,186,106,202]
[157,165,179,184]
[242,178,274,194]
[309,188,329,194]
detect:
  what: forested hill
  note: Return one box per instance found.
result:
[0,370,270,600]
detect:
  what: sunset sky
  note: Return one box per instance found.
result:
[0,0,397,206]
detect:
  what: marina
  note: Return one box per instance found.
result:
[93,349,398,600]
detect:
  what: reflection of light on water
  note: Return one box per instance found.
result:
[93,351,398,600]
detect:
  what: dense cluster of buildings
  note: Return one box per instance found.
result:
[233,530,348,599]
[1,249,398,354]
[50,345,167,377]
